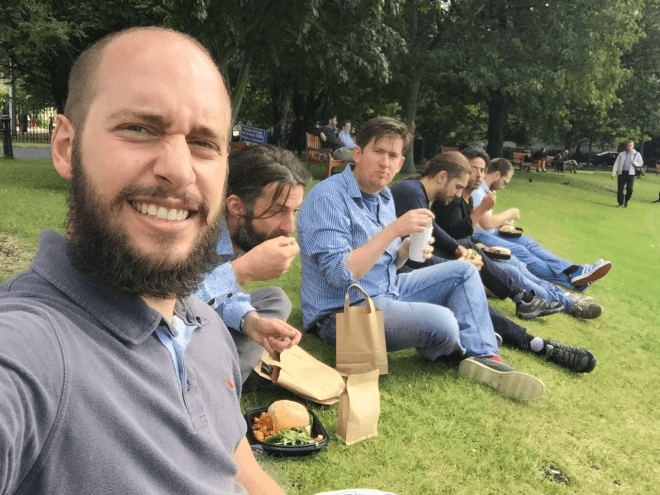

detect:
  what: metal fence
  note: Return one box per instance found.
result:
[11,107,58,144]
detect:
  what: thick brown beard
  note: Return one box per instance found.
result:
[232,209,289,253]
[65,144,223,300]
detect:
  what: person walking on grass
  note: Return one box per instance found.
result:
[612,139,643,207]
[298,116,546,402]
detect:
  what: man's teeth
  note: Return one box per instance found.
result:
[131,201,189,221]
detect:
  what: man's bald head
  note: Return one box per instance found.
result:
[64,26,228,133]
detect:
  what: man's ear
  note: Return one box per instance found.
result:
[51,114,74,181]
[226,195,245,218]
[352,145,363,165]
[436,170,448,185]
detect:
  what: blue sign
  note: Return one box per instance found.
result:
[240,125,269,144]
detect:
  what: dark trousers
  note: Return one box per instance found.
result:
[617,173,635,205]
[457,238,522,301]
[489,306,529,351]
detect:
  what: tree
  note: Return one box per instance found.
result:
[0,0,167,112]
[613,0,660,157]
[165,0,401,128]
[442,0,643,158]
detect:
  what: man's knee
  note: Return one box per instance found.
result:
[249,286,292,321]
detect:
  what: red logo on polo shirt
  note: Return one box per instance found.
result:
[227,378,235,389]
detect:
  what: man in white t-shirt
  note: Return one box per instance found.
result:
[611,139,643,207]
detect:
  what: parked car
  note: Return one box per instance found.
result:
[590,151,618,167]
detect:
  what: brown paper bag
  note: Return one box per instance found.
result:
[253,345,346,405]
[335,283,388,376]
[336,370,381,445]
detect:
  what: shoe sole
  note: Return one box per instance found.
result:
[458,359,545,401]
[571,262,612,286]
[517,304,565,320]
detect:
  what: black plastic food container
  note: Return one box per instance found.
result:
[499,226,523,238]
[482,249,512,260]
[245,406,329,457]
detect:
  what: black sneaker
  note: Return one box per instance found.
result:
[543,340,596,373]
[568,300,602,319]
[458,356,545,401]
[516,294,564,320]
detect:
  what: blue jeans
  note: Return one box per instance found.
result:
[473,231,574,288]
[315,261,498,360]
[496,257,574,311]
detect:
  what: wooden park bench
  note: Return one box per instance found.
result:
[512,151,531,171]
[305,133,349,178]
[441,146,459,153]
[229,141,248,150]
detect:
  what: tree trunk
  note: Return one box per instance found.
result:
[486,89,507,159]
[401,72,421,174]
[231,58,251,126]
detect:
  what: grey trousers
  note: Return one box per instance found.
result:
[227,286,292,383]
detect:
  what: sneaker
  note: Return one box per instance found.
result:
[568,300,602,319]
[576,281,592,292]
[564,291,595,303]
[516,293,564,320]
[543,340,596,373]
[458,356,545,401]
[570,260,612,286]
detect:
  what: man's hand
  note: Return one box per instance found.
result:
[231,237,299,285]
[503,208,520,223]
[422,236,435,260]
[388,208,434,238]
[244,313,302,354]
[481,191,496,210]
[458,248,483,270]
[455,245,468,259]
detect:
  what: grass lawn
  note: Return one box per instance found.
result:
[1,157,659,494]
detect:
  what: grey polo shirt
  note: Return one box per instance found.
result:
[0,230,247,494]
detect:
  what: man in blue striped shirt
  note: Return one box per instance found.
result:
[298,116,545,401]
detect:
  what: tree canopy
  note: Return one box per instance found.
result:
[1,0,655,164]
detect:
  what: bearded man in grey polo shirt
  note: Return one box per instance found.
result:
[0,27,285,495]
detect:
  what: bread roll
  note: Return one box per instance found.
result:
[267,400,310,433]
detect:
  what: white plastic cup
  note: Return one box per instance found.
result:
[408,225,433,262]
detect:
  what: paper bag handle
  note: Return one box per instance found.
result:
[344,283,377,314]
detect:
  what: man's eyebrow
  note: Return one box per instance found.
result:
[108,110,166,127]
[190,125,223,143]
[107,110,223,142]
